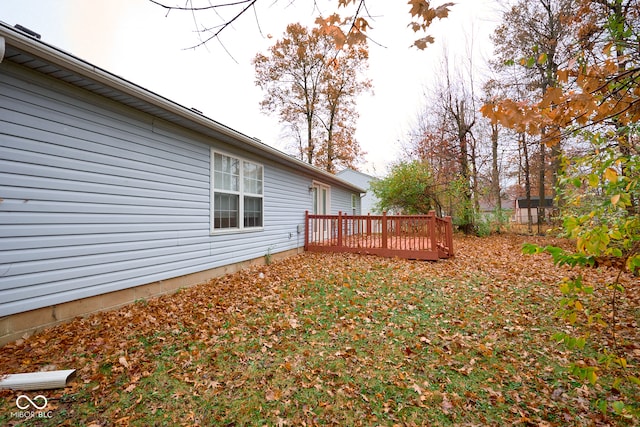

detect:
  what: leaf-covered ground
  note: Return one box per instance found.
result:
[0,234,638,426]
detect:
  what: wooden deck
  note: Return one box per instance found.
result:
[304,211,454,260]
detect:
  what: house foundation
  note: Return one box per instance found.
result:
[0,248,300,347]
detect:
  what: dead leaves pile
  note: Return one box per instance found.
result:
[0,234,637,426]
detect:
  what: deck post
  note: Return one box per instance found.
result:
[382,211,388,249]
[366,213,371,236]
[304,210,309,251]
[337,211,343,247]
[428,210,437,254]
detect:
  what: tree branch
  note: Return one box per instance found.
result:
[148,0,256,12]
[184,0,259,49]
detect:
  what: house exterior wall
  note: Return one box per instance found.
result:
[330,185,360,216]
[514,206,540,224]
[513,199,554,224]
[337,169,378,214]
[0,60,357,321]
[514,207,556,224]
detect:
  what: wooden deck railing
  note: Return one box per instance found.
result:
[304,211,454,260]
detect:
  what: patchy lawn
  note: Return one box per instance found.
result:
[0,234,638,426]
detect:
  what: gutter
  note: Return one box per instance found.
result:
[0,369,76,391]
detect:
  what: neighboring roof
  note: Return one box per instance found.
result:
[337,168,377,180]
[479,199,513,212]
[336,169,378,195]
[516,197,555,208]
[0,22,364,194]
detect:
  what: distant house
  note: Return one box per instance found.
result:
[513,197,555,224]
[336,168,378,214]
[0,22,364,345]
[478,198,513,215]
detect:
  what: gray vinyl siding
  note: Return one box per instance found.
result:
[337,169,377,214]
[330,186,360,215]
[0,62,318,317]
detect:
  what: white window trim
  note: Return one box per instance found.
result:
[210,149,264,234]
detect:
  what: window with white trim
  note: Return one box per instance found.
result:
[212,151,263,231]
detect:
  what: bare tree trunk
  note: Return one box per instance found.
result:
[551,141,562,216]
[521,133,533,234]
[491,123,502,233]
[538,136,546,234]
[306,109,314,165]
[455,100,475,234]
[324,107,334,173]
[471,134,480,214]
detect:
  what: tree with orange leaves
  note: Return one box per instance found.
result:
[482,0,639,145]
[253,22,371,172]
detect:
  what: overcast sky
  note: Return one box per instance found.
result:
[2,0,500,175]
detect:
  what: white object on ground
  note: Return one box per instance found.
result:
[0,369,76,390]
